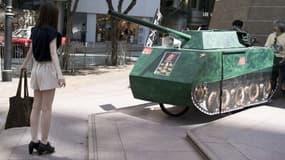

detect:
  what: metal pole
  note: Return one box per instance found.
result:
[2,0,13,81]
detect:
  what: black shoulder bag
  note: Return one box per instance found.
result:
[5,69,33,129]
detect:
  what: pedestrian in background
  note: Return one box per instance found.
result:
[265,20,285,53]
[265,20,285,91]
[81,23,86,45]
[20,2,66,155]
[232,19,255,46]
[232,19,244,32]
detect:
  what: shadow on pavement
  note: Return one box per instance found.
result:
[107,95,285,128]
[11,143,73,160]
[63,64,132,76]
[111,102,225,127]
[269,90,285,109]
[10,113,87,160]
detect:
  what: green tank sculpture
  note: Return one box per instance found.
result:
[109,10,275,116]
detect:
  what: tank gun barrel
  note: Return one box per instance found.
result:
[108,10,191,41]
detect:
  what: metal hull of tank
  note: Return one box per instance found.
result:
[130,47,275,115]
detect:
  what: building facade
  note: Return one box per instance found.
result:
[73,0,161,45]
[1,0,65,34]
[210,0,285,45]
[160,0,215,30]
[9,0,161,45]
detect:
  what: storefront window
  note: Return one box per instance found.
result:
[96,14,109,42]
[96,14,139,43]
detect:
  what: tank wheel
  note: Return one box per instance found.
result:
[235,87,245,106]
[192,85,207,103]
[248,83,260,102]
[263,80,272,98]
[159,103,189,117]
[207,91,219,112]
[221,89,231,110]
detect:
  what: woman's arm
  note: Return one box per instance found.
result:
[20,44,33,70]
[50,38,66,87]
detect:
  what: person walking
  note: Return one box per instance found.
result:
[20,2,66,155]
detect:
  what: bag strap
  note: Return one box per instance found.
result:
[23,70,29,97]
[16,69,24,97]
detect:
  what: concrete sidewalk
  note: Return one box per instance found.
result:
[87,102,224,160]
[88,111,205,160]
[1,64,285,160]
[0,65,145,160]
[88,96,285,160]
[187,106,285,160]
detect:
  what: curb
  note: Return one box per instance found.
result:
[88,114,96,160]
[0,111,8,133]
[187,130,219,160]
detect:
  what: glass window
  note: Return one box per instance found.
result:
[96,14,139,43]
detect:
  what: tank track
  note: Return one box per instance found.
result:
[191,72,275,115]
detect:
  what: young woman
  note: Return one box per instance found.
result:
[20,2,66,155]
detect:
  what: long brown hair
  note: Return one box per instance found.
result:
[35,2,59,29]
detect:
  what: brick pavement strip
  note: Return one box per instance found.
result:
[88,115,96,160]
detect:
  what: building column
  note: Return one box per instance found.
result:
[56,1,64,34]
[86,13,96,45]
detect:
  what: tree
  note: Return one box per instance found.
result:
[62,0,79,70]
[106,0,136,65]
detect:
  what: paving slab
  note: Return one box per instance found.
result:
[88,111,205,160]
[187,106,285,160]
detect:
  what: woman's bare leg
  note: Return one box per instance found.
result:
[30,90,43,143]
[40,89,55,144]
